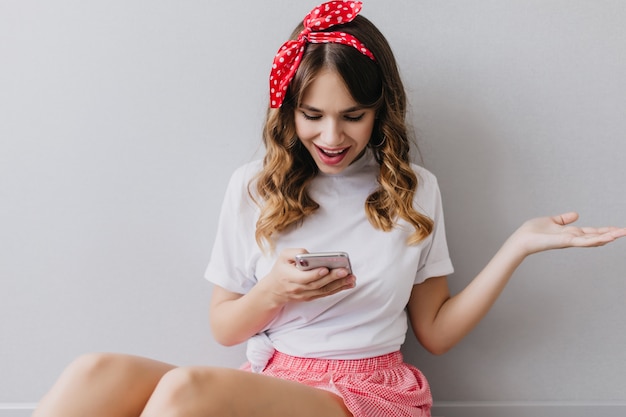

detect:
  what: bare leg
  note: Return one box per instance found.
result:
[32,353,176,417]
[140,366,353,417]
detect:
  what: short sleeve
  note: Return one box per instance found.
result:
[204,162,262,294]
[413,169,454,284]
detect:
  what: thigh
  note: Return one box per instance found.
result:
[34,353,177,417]
[144,366,353,417]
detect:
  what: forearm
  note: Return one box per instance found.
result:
[427,238,527,354]
[210,248,356,346]
[414,212,626,355]
[210,279,284,346]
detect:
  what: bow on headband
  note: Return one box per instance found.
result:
[269,1,376,108]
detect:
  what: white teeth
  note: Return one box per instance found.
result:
[323,149,344,155]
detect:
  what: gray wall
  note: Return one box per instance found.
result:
[1,1,625,416]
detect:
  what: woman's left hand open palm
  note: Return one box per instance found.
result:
[513,211,626,255]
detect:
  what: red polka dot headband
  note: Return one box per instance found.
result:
[269,1,376,108]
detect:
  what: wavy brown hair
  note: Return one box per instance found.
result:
[253,15,433,251]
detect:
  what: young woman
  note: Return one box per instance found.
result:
[33,2,626,417]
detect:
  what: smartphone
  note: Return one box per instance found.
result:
[295,252,352,274]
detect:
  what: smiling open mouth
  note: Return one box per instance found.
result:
[319,147,347,156]
[315,145,350,166]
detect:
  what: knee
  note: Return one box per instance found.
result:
[148,367,228,416]
[151,367,214,405]
[59,352,136,384]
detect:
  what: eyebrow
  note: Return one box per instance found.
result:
[299,104,364,114]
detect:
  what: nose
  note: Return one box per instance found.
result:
[320,119,344,146]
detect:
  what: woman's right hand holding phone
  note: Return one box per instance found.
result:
[210,248,355,346]
[260,248,356,306]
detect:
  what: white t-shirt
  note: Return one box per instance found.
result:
[205,150,454,363]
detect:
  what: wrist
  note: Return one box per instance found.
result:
[501,231,532,263]
[253,276,289,310]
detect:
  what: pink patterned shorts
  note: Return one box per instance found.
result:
[241,350,432,417]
